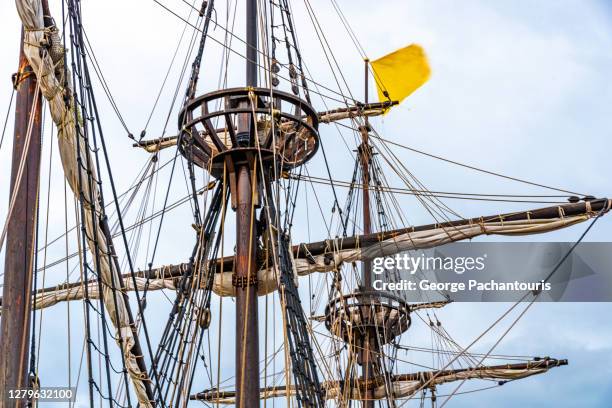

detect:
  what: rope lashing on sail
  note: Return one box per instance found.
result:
[14,0,154,405]
[16,198,611,309]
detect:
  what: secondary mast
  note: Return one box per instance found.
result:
[359,59,376,408]
[0,30,43,407]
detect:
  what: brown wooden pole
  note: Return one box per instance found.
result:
[234,163,260,408]
[359,58,375,408]
[234,0,260,406]
[361,59,372,290]
[0,30,43,406]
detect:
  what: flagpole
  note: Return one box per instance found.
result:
[360,57,375,408]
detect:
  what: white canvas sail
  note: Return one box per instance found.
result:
[23,209,599,308]
[15,1,153,404]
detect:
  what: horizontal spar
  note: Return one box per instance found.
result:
[300,198,612,256]
[190,357,567,403]
[134,101,397,152]
[7,198,610,308]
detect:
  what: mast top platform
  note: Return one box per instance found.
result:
[325,291,411,346]
[177,87,319,178]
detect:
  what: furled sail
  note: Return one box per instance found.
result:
[14,0,153,404]
[191,358,567,403]
[18,199,610,309]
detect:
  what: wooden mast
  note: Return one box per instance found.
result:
[361,58,373,291]
[359,58,376,408]
[0,30,43,406]
[234,0,260,406]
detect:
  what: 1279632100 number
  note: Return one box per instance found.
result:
[7,387,76,402]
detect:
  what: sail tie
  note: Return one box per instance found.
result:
[299,243,317,264]
[477,217,487,234]
[558,206,566,219]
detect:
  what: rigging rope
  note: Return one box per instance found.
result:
[152,0,357,105]
[0,88,16,151]
[437,203,608,406]
[369,131,586,196]
[295,174,571,204]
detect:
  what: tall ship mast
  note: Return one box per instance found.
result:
[1,0,610,407]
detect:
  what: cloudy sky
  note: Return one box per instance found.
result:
[1,0,611,407]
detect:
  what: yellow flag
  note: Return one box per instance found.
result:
[370,44,430,109]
